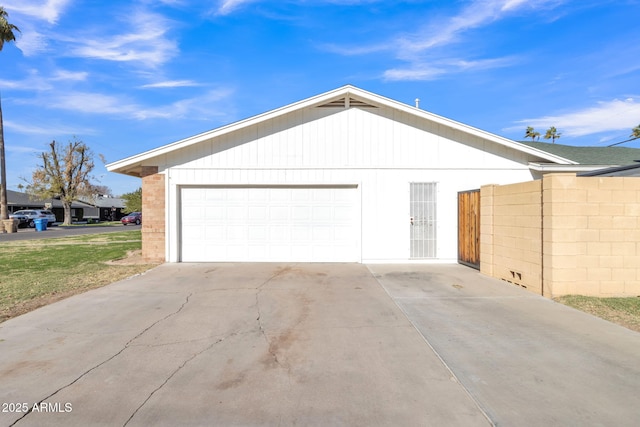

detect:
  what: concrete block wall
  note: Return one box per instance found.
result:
[480,185,495,276]
[481,174,640,298]
[481,181,542,294]
[141,166,166,263]
[543,174,640,297]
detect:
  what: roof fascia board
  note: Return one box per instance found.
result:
[528,163,613,172]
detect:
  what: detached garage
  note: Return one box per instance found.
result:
[107,85,583,264]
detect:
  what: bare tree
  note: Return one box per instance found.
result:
[26,139,97,225]
[0,7,20,221]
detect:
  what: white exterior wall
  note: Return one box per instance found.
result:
[156,106,535,263]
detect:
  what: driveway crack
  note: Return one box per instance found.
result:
[9,292,193,427]
[123,332,236,426]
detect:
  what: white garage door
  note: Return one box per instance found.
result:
[180,186,360,262]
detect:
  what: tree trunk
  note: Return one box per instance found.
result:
[0,96,8,220]
[63,200,72,225]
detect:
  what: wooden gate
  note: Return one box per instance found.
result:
[458,189,480,269]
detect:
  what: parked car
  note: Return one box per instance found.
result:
[121,212,142,225]
[9,209,57,228]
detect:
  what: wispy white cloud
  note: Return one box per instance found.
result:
[3,0,72,55]
[216,0,260,16]
[511,98,640,137]
[13,30,49,56]
[384,56,518,81]
[397,0,563,55]
[0,71,53,91]
[47,92,131,115]
[0,68,87,91]
[50,70,89,81]
[322,0,567,81]
[133,88,235,120]
[65,10,177,67]
[3,120,96,138]
[20,87,235,122]
[3,0,71,24]
[6,3,177,65]
[320,42,390,56]
[140,80,201,89]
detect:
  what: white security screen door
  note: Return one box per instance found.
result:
[410,182,437,259]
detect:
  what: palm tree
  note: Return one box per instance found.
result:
[524,126,540,141]
[0,6,20,221]
[544,126,561,144]
[631,124,640,139]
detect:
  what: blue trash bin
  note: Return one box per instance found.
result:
[34,218,47,231]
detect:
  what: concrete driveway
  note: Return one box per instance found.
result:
[1,263,639,426]
[369,264,640,426]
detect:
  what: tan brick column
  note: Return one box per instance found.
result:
[542,173,580,297]
[480,185,496,276]
[141,166,165,263]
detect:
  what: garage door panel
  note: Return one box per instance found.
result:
[334,206,353,221]
[291,206,311,220]
[180,186,359,262]
[182,225,202,241]
[269,206,289,221]
[204,188,225,201]
[247,225,267,240]
[205,225,225,240]
[292,190,310,202]
[249,191,267,202]
[291,226,311,240]
[227,190,247,201]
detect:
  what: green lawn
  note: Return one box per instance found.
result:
[555,295,640,333]
[0,231,158,322]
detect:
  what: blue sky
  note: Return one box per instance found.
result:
[1,0,639,195]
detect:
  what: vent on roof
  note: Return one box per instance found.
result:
[317,97,378,108]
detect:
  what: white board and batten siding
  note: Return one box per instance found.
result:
[163,104,536,263]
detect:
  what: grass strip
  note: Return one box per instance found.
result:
[0,231,158,323]
[555,295,640,333]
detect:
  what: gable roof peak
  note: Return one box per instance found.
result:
[107,85,574,176]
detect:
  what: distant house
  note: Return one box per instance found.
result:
[79,195,127,221]
[6,190,125,222]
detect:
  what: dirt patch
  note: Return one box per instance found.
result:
[105,249,149,265]
[1,292,79,324]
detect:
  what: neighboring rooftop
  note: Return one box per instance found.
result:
[7,190,104,209]
[519,141,640,166]
[578,161,640,177]
[80,195,125,209]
